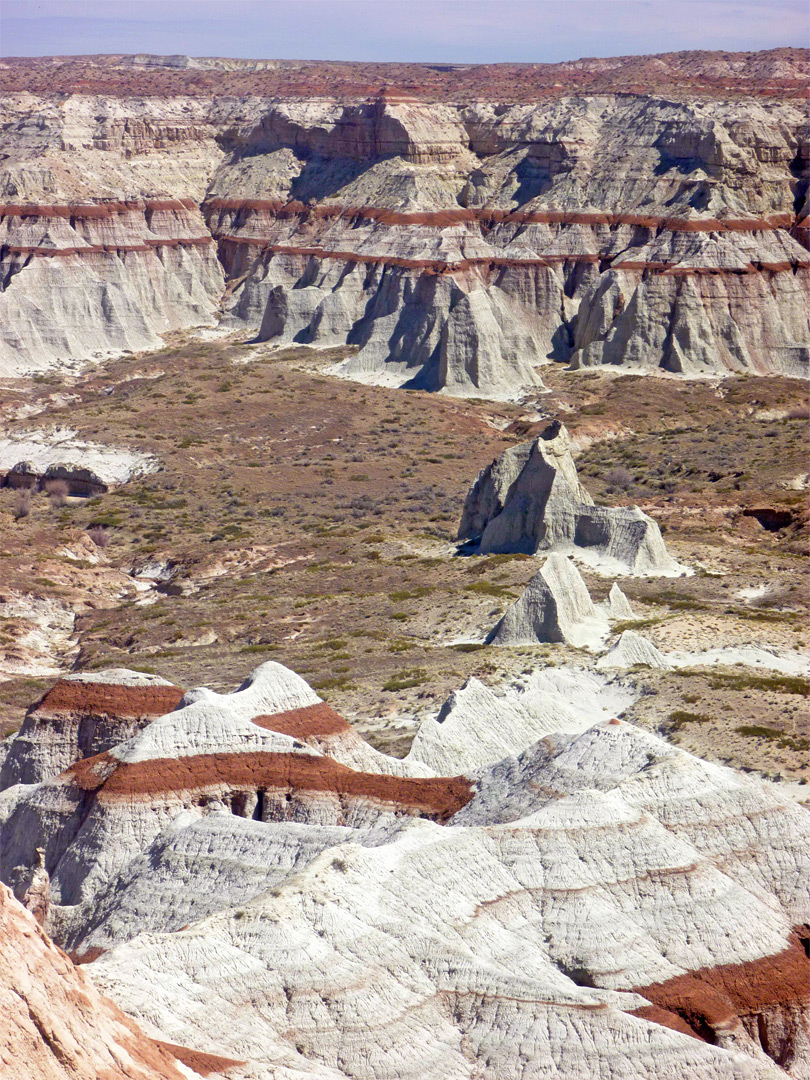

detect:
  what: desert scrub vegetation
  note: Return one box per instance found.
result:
[735,725,809,753]
[707,672,809,696]
[667,710,712,733]
[382,668,427,692]
[463,581,517,598]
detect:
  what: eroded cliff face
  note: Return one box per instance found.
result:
[0,52,808,392]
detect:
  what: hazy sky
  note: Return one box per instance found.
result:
[1,0,807,63]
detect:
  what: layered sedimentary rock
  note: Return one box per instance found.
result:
[1,659,808,1078]
[458,420,681,572]
[1,52,807,386]
[0,669,184,787]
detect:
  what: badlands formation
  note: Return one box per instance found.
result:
[0,47,809,1080]
[0,50,808,392]
[0,661,808,1080]
[457,419,681,572]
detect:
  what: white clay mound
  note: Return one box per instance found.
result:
[458,422,686,576]
[488,553,611,649]
[1,660,808,1080]
[0,430,159,486]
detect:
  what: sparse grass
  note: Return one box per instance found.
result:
[707,673,809,696]
[735,725,809,752]
[463,581,516,598]
[382,668,427,692]
[668,709,712,732]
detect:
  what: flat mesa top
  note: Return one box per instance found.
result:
[0,47,808,101]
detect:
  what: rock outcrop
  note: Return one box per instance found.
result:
[488,553,610,647]
[458,420,682,573]
[0,52,808,387]
[1,659,808,1078]
[598,629,672,669]
[605,581,637,619]
[0,431,159,494]
[0,881,211,1080]
[0,669,185,788]
[407,665,636,774]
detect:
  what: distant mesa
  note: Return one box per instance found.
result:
[458,421,682,575]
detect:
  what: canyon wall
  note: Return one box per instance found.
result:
[0,51,807,392]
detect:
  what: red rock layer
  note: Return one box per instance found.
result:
[36,680,185,719]
[251,702,352,738]
[632,926,810,1043]
[67,749,473,822]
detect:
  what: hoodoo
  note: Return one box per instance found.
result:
[488,553,610,647]
[458,420,681,573]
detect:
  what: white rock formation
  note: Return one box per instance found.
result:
[598,630,673,670]
[88,718,809,1080]
[605,581,637,619]
[0,430,159,489]
[2,660,808,1079]
[598,634,810,675]
[488,553,610,648]
[407,665,636,775]
[458,421,683,574]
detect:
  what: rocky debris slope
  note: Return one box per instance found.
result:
[488,552,610,647]
[458,420,682,573]
[0,52,807,387]
[0,881,213,1080]
[0,659,808,1078]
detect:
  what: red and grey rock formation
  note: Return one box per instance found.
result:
[0,659,807,1078]
[0,51,807,389]
[0,669,185,787]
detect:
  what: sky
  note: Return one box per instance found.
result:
[0,0,807,64]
